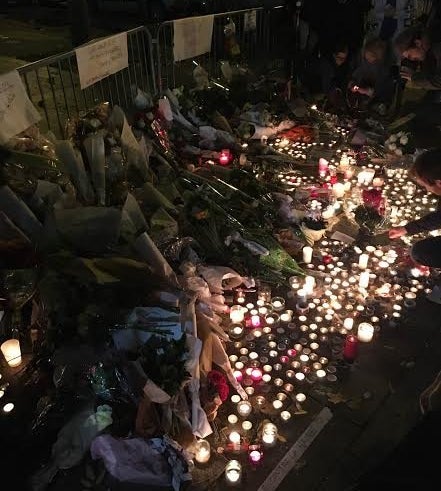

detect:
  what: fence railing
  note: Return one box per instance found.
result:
[16,6,289,137]
[17,26,156,138]
[154,6,288,93]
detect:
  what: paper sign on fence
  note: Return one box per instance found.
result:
[173,15,214,62]
[244,10,257,31]
[75,32,128,90]
[0,70,41,144]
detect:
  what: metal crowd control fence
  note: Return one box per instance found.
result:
[17,26,156,138]
[154,5,288,93]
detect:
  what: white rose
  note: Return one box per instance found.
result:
[395,148,403,156]
[388,143,397,151]
[400,135,408,145]
[389,135,397,142]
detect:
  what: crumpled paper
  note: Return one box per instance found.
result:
[90,434,191,491]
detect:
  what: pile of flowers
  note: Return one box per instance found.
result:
[384,131,412,156]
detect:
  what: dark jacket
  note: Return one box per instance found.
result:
[411,42,441,90]
[405,198,441,234]
[351,59,394,102]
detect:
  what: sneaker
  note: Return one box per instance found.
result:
[426,285,441,305]
[420,370,441,414]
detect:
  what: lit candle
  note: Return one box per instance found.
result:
[343,334,358,362]
[280,310,293,323]
[225,460,242,484]
[280,410,291,421]
[318,158,329,175]
[248,445,263,465]
[359,271,370,289]
[251,315,261,327]
[194,439,211,464]
[357,322,374,342]
[272,400,283,410]
[230,305,245,323]
[343,318,354,330]
[271,297,285,311]
[358,254,369,270]
[262,422,278,446]
[229,431,241,445]
[295,393,306,402]
[237,400,252,417]
[1,339,22,367]
[302,246,313,264]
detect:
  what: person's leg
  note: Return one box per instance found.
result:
[410,237,441,268]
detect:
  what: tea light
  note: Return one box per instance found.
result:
[228,413,239,424]
[358,254,369,270]
[237,400,252,417]
[229,325,244,339]
[194,439,211,464]
[1,339,22,367]
[303,246,313,264]
[225,460,242,484]
[262,422,278,446]
[229,431,241,445]
[295,372,305,381]
[343,318,354,330]
[230,305,245,323]
[280,310,293,323]
[256,396,266,406]
[242,420,253,431]
[262,374,272,383]
[316,369,326,379]
[2,402,14,413]
[357,322,374,342]
[280,410,291,421]
[296,393,306,402]
[271,297,285,311]
[272,400,283,410]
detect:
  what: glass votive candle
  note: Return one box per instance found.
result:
[295,393,306,402]
[194,439,211,464]
[225,460,242,485]
[245,387,255,396]
[262,422,278,446]
[230,305,246,323]
[237,400,252,417]
[229,325,244,339]
[256,395,266,406]
[248,445,263,466]
[271,297,286,312]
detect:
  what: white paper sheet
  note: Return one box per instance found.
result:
[0,70,40,144]
[173,15,214,62]
[75,32,128,89]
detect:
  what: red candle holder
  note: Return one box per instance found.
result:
[248,444,263,466]
[250,368,262,382]
[219,149,232,165]
[343,334,358,362]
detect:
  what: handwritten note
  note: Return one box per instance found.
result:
[173,15,214,62]
[75,32,128,90]
[0,70,41,144]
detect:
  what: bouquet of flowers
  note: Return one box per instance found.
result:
[352,188,388,234]
[384,131,413,156]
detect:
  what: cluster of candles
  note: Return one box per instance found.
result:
[219,137,437,483]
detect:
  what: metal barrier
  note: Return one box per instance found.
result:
[17,26,157,138]
[154,6,289,93]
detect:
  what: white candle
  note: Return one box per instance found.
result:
[302,246,313,264]
[229,431,241,444]
[358,254,369,270]
[225,460,242,484]
[237,401,252,417]
[343,318,354,330]
[1,339,22,367]
[280,410,291,421]
[230,305,245,323]
[194,439,211,464]
[357,322,374,342]
[262,422,278,446]
[304,276,315,295]
[272,400,283,410]
[359,271,370,289]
